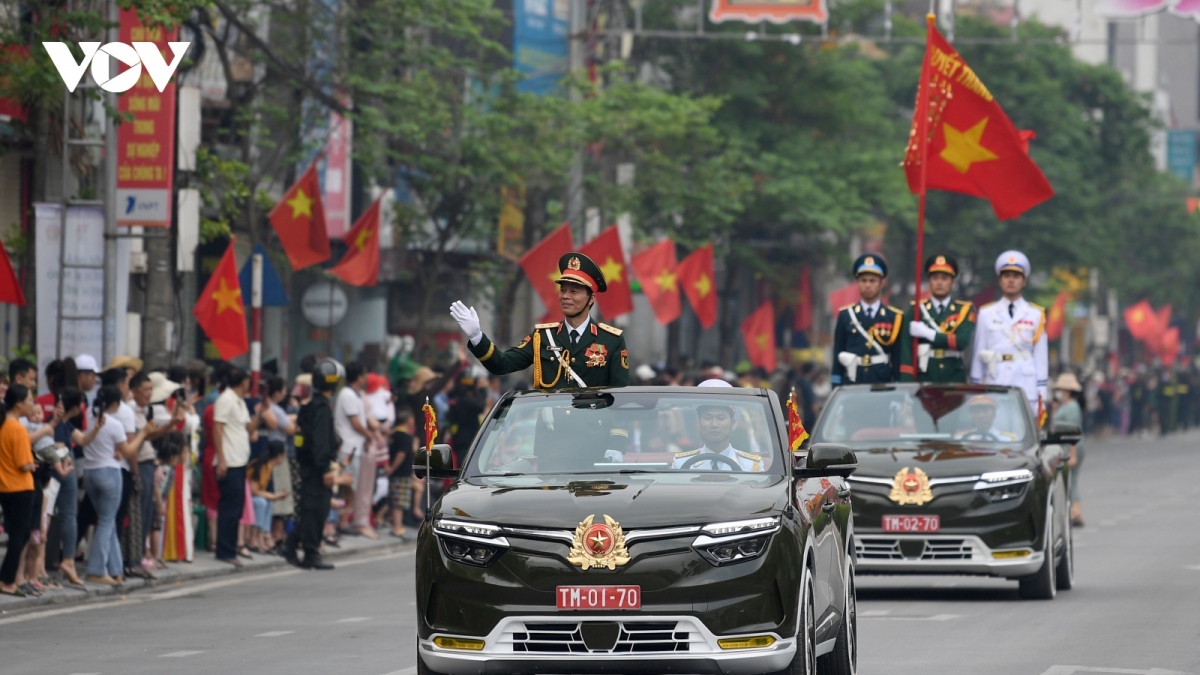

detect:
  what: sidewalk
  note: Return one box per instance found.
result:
[0,532,413,614]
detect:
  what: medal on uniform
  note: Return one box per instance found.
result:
[584,343,608,367]
[567,515,631,570]
[889,467,934,505]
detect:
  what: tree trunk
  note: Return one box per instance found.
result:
[414,227,452,362]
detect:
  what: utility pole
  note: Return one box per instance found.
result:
[102,0,119,364]
[566,0,586,233]
[142,235,173,369]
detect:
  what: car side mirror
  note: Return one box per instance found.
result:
[1041,423,1081,445]
[414,444,458,480]
[795,443,858,479]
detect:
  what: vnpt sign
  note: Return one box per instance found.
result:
[42,42,190,93]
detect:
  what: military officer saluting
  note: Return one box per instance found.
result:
[970,250,1049,411]
[900,254,975,383]
[450,252,630,390]
[832,254,903,386]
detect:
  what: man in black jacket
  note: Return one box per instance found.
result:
[284,358,342,570]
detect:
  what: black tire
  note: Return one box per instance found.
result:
[767,567,816,675]
[1019,505,1057,600]
[819,569,857,675]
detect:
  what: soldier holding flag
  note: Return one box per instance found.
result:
[900,254,975,383]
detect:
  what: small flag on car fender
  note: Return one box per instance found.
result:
[788,391,809,451]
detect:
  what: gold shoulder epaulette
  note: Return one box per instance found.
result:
[1028,303,1045,312]
[674,449,700,458]
[735,450,762,459]
[839,304,856,313]
[598,322,623,336]
[957,300,974,307]
[535,321,561,329]
[887,305,902,314]
[981,301,997,309]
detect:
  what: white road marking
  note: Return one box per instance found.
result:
[1038,667,1192,675]
[858,613,960,621]
[0,550,414,625]
[160,650,205,657]
[1185,565,1200,571]
[256,630,295,637]
[338,617,371,623]
[379,668,417,675]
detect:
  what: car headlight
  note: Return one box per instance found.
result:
[974,469,1033,502]
[693,517,780,566]
[434,519,509,567]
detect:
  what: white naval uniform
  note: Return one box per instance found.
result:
[953,427,1018,441]
[672,444,766,472]
[969,297,1048,410]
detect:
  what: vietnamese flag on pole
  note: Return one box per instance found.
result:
[1045,290,1070,340]
[0,242,25,306]
[193,239,249,360]
[268,163,331,270]
[328,194,382,286]
[903,16,1054,220]
[741,301,776,372]
[1123,299,1156,341]
[580,225,633,318]
[828,282,861,319]
[676,244,717,329]
[631,240,681,325]
[519,223,574,313]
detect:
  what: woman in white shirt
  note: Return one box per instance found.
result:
[81,386,151,586]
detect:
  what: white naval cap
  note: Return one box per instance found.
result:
[994,250,1030,277]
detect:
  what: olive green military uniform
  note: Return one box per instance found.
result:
[899,299,976,383]
[468,320,630,390]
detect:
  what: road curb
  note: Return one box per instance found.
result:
[0,537,413,615]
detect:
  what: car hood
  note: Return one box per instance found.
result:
[847,441,1038,479]
[436,473,789,529]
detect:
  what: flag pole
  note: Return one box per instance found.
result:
[425,395,432,516]
[250,251,263,394]
[911,14,936,375]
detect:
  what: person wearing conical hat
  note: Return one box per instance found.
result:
[899,254,975,383]
[831,254,903,386]
[969,250,1048,412]
[450,252,630,391]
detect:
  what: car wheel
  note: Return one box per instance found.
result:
[767,566,816,675]
[819,568,857,675]
[1055,499,1075,591]
[1018,504,1057,600]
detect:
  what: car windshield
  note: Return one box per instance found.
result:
[813,387,1032,445]
[465,391,785,477]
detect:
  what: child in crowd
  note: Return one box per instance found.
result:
[148,432,187,567]
[247,441,289,554]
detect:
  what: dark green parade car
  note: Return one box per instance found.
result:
[414,386,859,675]
[810,383,1080,600]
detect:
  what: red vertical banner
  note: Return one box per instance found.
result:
[116,8,177,227]
[323,107,352,238]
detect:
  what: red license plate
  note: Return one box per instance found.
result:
[556,585,641,610]
[882,515,940,532]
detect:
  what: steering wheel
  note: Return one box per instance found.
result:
[679,452,742,471]
[961,431,998,441]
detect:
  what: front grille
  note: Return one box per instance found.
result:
[856,536,977,561]
[507,621,691,653]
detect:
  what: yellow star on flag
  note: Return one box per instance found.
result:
[354,226,373,250]
[600,256,624,284]
[1131,309,1144,323]
[755,334,769,349]
[549,269,562,285]
[211,278,244,316]
[940,118,999,174]
[694,273,712,298]
[287,188,314,220]
[655,269,677,292]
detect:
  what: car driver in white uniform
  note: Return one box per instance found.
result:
[969,250,1048,413]
[673,380,766,472]
[954,395,1018,441]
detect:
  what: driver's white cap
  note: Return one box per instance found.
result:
[698,378,733,388]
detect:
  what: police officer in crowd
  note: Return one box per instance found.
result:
[900,254,975,383]
[284,358,342,570]
[450,252,630,390]
[832,254,903,386]
[970,250,1049,412]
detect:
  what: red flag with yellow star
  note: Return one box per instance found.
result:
[903,16,1053,220]
[631,240,680,325]
[519,223,574,313]
[741,301,776,372]
[580,225,633,318]
[787,391,809,451]
[676,244,717,329]
[268,164,331,270]
[193,239,248,360]
[1046,290,1070,341]
[422,397,438,450]
[328,195,382,286]
[1123,299,1156,341]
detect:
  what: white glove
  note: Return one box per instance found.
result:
[603,450,624,463]
[909,321,937,342]
[449,301,483,345]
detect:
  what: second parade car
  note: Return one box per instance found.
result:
[809,382,1079,599]
[414,386,858,674]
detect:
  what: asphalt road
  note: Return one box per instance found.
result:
[1,431,1197,675]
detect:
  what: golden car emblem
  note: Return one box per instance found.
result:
[568,256,582,270]
[567,515,631,570]
[889,467,934,506]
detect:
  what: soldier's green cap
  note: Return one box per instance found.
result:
[556,252,607,293]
